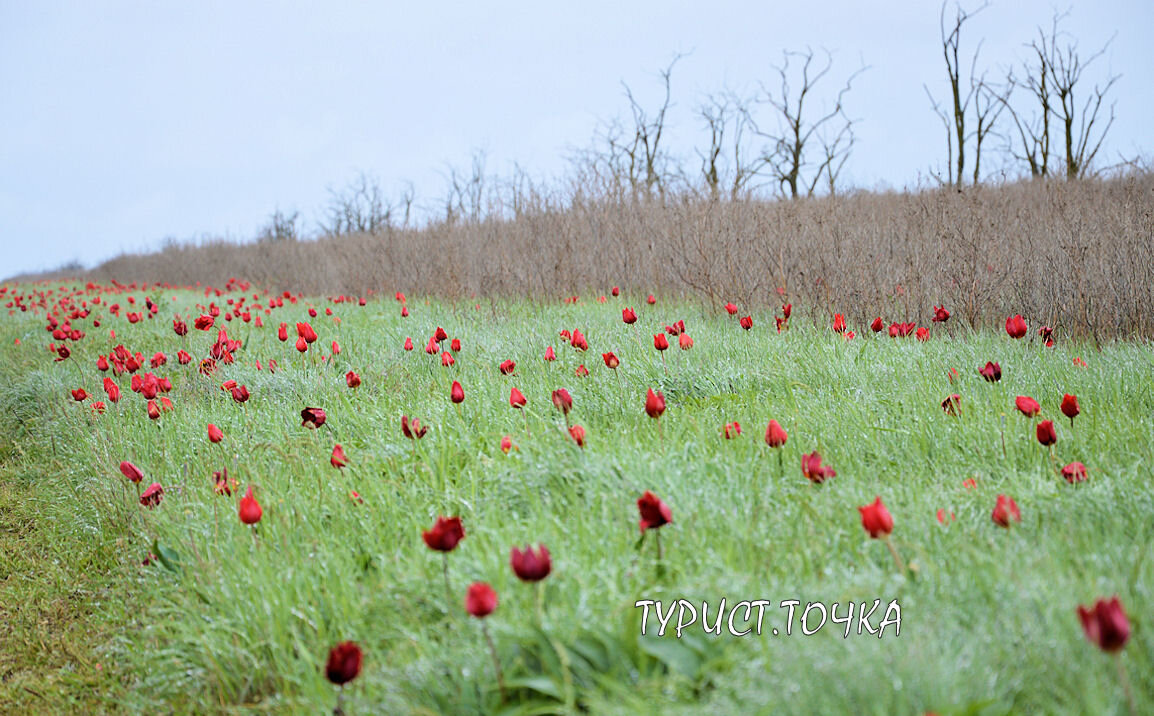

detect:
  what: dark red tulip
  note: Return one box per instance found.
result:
[858,496,894,538]
[637,491,672,532]
[401,414,427,439]
[499,359,516,375]
[1005,314,1027,339]
[434,326,448,343]
[230,385,250,404]
[932,305,950,322]
[991,494,1021,527]
[1061,462,1087,484]
[510,544,552,581]
[569,424,585,447]
[325,641,363,685]
[739,316,753,330]
[207,423,224,443]
[147,400,161,420]
[140,482,164,508]
[653,334,669,351]
[71,388,88,401]
[782,303,792,320]
[194,315,214,330]
[1036,419,1057,446]
[832,314,846,333]
[1061,394,1080,423]
[644,388,665,419]
[401,306,409,317]
[1015,396,1040,417]
[465,582,497,618]
[238,485,262,524]
[941,394,961,415]
[450,380,465,404]
[871,317,884,332]
[602,351,619,369]
[1077,597,1130,653]
[173,318,188,336]
[331,444,347,469]
[423,516,465,551]
[120,460,144,483]
[345,370,361,388]
[801,451,836,483]
[622,308,637,324]
[979,361,1002,382]
[551,388,572,415]
[301,407,326,428]
[611,286,620,296]
[765,419,787,447]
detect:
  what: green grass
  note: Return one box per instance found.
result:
[1,284,1152,714]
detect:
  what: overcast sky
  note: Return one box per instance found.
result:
[2,0,1151,278]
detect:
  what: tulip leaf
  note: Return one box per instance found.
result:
[637,635,702,680]
[150,539,181,573]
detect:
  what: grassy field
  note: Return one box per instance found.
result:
[1,281,1151,714]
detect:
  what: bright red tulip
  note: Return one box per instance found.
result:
[647,294,656,305]
[602,351,619,369]
[1061,461,1087,483]
[499,359,516,375]
[119,460,144,483]
[451,380,465,404]
[331,444,347,469]
[739,316,753,330]
[801,451,836,483]
[1077,597,1130,653]
[645,388,665,418]
[915,327,929,341]
[103,377,120,402]
[1036,419,1057,446]
[832,314,846,333]
[207,423,224,443]
[622,308,637,324]
[1061,394,1080,422]
[725,302,738,315]
[765,419,787,447]
[71,388,88,401]
[543,345,556,361]
[441,351,455,367]
[140,482,163,508]
[932,306,950,322]
[434,326,448,343]
[991,494,1021,527]
[451,338,461,352]
[296,322,318,343]
[346,370,361,388]
[510,544,552,581]
[177,349,192,364]
[500,435,513,453]
[1005,314,1027,339]
[571,329,588,351]
[653,334,669,351]
[465,582,497,618]
[325,641,363,685]
[679,333,693,350]
[551,388,572,415]
[278,322,288,341]
[301,407,326,428]
[423,516,464,551]
[637,490,672,532]
[722,421,741,439]
[509,387,527,408]
[146,400,161,419]
[871,317,884,332]
[238,485,262,524]
[858,496,894,538]
[569,424,585,447]
[1015,396,1040,417]
[403,337,413,351]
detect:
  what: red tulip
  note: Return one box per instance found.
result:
[1061,394,1080,423]
[979,361,1002,382]
[499,359,516,375]
[801,451,836,483]
[765,419,787,447]
[325,641,363,685]
[238,485,262,524]
[101,377,119,402]
[871,316,884,332]
[434,326,448,343]
[941,394,961,415]
[401,306,409,317]
[936,509,955,524]
[295,336,308,352]
[510,544,552,581]
[1036,419,1057,446]
[92,401,106,414]
[146,400,161,420]
[423,516,464,551]
[551,388,572,415]
[568,424,585,447]
[725,302,738,315]
[230,385,250,404]
[722,421,741,439]
[571,329,588,351]
[401,414,427,439]
[301,407,326,428]
[739,315,753,330]
[915,327,929,341]
[611,286,620,296]
[637,490,672,532]
[207,423,224,443]
[194,315,214,330]
[465,582,497,618]
[509,387,527,409]
[1005,314,1027,339]
[644,388,665,419]
[296,322,318,343]
[140,482,164,508]
[602,351,619,369]
[678,333,693,350]
[173,318,188,336]
[71,388,88,401]
[331,444,347,469]
[653,334,669,351]
[858,496,894,538]
[946,367,959,383]
[782,303,792,319]
[1015,396,1040,417]
[574,364,589,377]
[403,337,413,351]
[346,370,361,388]
[543,345,556,361]
[647,294,656,305]
[119,460,144,483]
[424,337,438,355]
[991,494,1021,527]
[832,313,846,333]
[500,435,513,453]
[450,380,465,404]
[1061,461,1087,484]
[278,322,288,341]
[932,306,950,322]
[451,338,461,352]
[177,349,192,364]
[441,351,455,367]
[1076,597,1130,653]
[97,355,109,371]
[622,308,637,324]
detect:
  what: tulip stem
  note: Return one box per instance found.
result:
[481,621,506,701]
[1116,653,1137,716]
[333,685,345,716]
[883,535,906,574]
[442,553,453,617]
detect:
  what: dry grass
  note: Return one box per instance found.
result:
[48,173,1154,339]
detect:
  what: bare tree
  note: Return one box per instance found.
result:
[696,91,763,200]
[925,1,990,188]
[620,54,684,199]
[322,172,396,236]
[751,48,865,198]
[441,149,489,224]
[1049,29,1118,178]
[257,208,301,243]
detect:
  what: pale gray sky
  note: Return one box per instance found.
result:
[2,1,1151,277]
